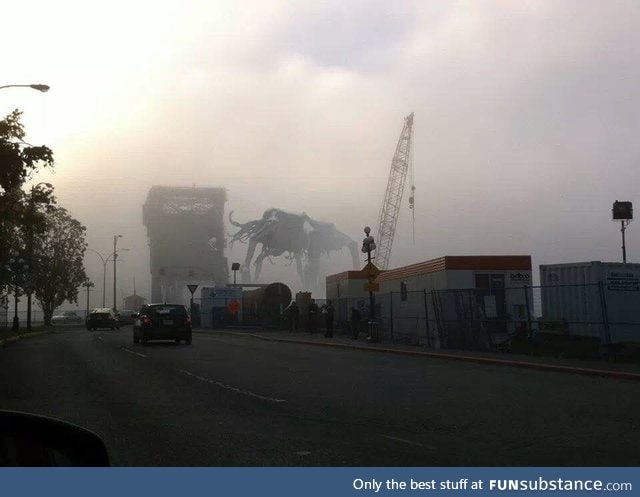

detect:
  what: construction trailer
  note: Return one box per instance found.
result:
[327,256,533,347]
[540,261,640,344]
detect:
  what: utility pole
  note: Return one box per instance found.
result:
[612,201,633,264]
[102,261,107,307]
[82,280,94,319]
[362,226,379,342]
[87,249,108,307]
[113,235,123,311]
[621,220,628,264]
[231,262,240,286]
[7,252,28,331]
[26,192,34,331]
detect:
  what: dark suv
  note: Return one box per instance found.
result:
[133,304,192,345]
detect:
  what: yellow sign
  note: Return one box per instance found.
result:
[364,282,380,292]
[363,262,380,278]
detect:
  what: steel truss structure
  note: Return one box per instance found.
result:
[376,112,414,270]
[143,186,228,303]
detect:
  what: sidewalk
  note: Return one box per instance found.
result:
[195,327,640,381]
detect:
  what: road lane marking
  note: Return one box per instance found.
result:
[178,369,287,403]
[121,347,148,358]
[382,435,425,447]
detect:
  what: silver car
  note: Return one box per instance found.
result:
[51,311,83,324]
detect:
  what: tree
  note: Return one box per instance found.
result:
[0,109,53,192]
[0,109,55,294]
[33,207,87,326]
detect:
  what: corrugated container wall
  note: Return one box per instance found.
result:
[540,262,640,343]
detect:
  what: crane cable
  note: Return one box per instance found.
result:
[408,121,416,245]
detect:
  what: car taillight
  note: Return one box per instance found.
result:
[185,317,192,326]
[142,316,151,326]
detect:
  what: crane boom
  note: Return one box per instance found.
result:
[375,112,414,270]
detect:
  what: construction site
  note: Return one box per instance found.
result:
[140,113,640,359]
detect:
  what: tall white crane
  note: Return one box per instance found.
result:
[375,112,415,270]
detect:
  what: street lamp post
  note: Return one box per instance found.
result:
[6,252,29,331]
[113,235,123,311]
[26,182,53,331]
[81,280,94,320]
[0,84,50,92]
[612,201,633,264]
[361,226,378,342]
[87,250,108,307]
[231,263,241,286]
[87,247,128,308]
[13,280,20,331]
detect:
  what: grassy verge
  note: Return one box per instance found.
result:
[0,325,50,341]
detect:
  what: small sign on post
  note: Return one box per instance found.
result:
[186,285,199,325]
[363,262,380,278]
[613,200,633,264]
[363,282,380,292]
[362,262,380,293]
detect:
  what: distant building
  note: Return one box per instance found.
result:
[123,293,146,311]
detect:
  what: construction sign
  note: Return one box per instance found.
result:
[363,282,380,292]
[363,262,380,292]
[363,262,380,278]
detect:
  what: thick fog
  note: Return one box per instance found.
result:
[3,0,640,305]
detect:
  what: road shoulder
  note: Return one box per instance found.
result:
[195,328,640,381]
[0,329,51,347]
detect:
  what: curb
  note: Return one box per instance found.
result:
[0,330,50,348]
[205,330,640,382]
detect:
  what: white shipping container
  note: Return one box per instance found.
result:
[540,262,640,343]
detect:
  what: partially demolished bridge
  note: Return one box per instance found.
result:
[143,186,228,303]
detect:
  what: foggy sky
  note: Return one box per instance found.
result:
[3,0,640,304]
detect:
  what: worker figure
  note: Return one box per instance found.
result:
[321,300,335,338]
[307,299,319,334]
[285,300,299,333]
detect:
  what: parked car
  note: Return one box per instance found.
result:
[117,310,137,326]
[87,308,119,330]
[133,303,192,345]
[51,311,83,325]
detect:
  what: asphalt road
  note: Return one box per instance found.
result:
[0,327,638,466]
